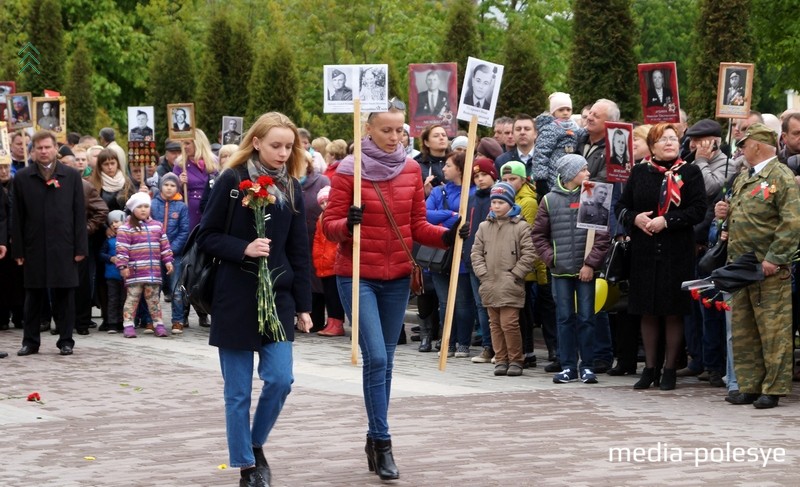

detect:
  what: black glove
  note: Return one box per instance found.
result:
[346,204,364,233]
[442,216,463,247]
[458,221,470,240]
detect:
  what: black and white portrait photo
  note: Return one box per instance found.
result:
[646,69,674,107]
[723,69,746,106]
[604,121,634,183]
[167,103,195,140]
[577,181,612,230]
[715,63,754,119]
[222,116,244,145]
[457,56,505,128]
[34,99,60,132]
[128,106,155,142]
[359,66,387,103]
[328,68,353,101]
[415,70,450,117]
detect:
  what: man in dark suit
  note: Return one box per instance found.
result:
[173,108,191,131]
[646,69,673,107]
[463,64,494,110]
[222,119,242,145]
[415,70,450,116]
[129,110,154,141]
[11,130,88,356]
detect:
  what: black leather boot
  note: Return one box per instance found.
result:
[365,436,375,473]
[660,368,677,390]
[633,367,659,389]
[239,467,268,487]
[253,446,271,485]
[418,316,432,352]
[372,438,399,480]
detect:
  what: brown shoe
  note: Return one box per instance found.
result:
[675,367,700,377]
[171,322,184,335]
[144,323,155,334]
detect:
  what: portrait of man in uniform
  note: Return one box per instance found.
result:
[222,116,243,145]
[128,107,155,142]
[415,70,450,117]
[328,69,353,101]
[35,100,60,131]
[577,181,611,228]
[724,69,746,106]
[646,69,673,107]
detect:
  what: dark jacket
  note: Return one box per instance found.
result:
[198,166,312,350]
[414,153,446,188]
[11,161,88,288]
[301,172,330,294]
[83,179,109,237]
[150,193,190,256]
[463,187,492,268]
[615,160,707,315]
[576,132,607,181]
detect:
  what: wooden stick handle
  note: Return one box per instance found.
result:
[351,99,362,365]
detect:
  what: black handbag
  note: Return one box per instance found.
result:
[602,209,631,283]
[413,187,453,275]
[698,240,728,277]
[179,170,240,315]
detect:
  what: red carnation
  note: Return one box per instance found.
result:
[256,188,268,198]
[239,180,254,191]
[722,302,731,311]
[690,289,700,300]
[27,392,41,402]
[701,298,712,308]
[257,175,274,187]
[715,300,724,311]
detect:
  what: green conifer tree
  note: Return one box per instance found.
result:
[687,0,753,121]
[439,0,480,88]
[148,26,196,147]
[497,19,547,117]
[568,0,639,120]
[247,33,301,126]
[63,39,96,136]
[23,0,66,95]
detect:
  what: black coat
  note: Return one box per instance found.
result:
[11,162,88,288]
[616,161,706,316]
[197,166,312,351]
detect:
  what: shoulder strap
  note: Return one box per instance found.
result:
[441,187,449,211]
[224,168,242,234]
[371,181,415,263]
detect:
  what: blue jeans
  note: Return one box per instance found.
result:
[552,276,596,370]
[684,301,704,372]
[218,341,293,468]
[338,276,409,440]
[701,304,726,373]
[468,269,491,348]
[724,292,738,391]
[431,272,475,349]
[162,256,184,323]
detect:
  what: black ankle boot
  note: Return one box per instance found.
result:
[634,367,659,389]
[239,466,268,487]
[365,436,375,473]
[607,362,637,376]
[252,446,271,484]
[660,368,677,390]
[418,335,432,352]
[372,438,400,480]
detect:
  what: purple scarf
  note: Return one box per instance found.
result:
[337,137,407,182]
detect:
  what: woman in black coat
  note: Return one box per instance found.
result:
[197,112,312,487]
[615,123,706,391]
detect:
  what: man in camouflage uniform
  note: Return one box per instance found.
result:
[725,124,800,409]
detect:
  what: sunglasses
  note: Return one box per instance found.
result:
[368,97,406,121]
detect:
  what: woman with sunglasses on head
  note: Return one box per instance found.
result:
[323,97,463,480]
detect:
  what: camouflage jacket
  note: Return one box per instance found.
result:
[728,157,800,265]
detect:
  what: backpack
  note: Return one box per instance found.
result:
[179,169,240,315]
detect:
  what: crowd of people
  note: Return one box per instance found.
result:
[2,92,800,486]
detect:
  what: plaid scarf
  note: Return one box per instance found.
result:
[648,157,685,216]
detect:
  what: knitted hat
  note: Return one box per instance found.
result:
[476,137,503,161]
[107,210,127,226]
[472,157,498,181]
[549,92,572,114]
[556,154,588,184]
[450,136,468,152]
[500,160,526,179]
[58,144,74,159]
[159,172,180,192]
[490,181,516,207]
[126,191,151,211]
[317,185,331,205]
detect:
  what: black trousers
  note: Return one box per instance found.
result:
[23,287,75,349]
[75,257,93,332]
[321,276,345,320]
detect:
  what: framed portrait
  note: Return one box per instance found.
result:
[408,63,458,137]
[32,96,67,143]
[221,116,244,145]
[0,122,10,165]
[715,63,754,119]
[0,81,15,123]
[323,64,389,114]
[167,103,195,140]
[576,180,613,231]
[604,121,634,183]
[457,56,505,128]
[638,62,680,124]
[127,106,155,142]
[7,92,33,130]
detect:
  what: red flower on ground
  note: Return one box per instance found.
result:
[27,392,41,402]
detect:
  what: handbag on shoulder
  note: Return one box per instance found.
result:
[602,208,631,283]
[372,182,424,295]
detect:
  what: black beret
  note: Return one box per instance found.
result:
[165,140,182,152]
[58,144,74,158]
[686,119,722,138]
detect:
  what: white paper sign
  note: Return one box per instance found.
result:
[323,64,389,113]
[456,57,504,127]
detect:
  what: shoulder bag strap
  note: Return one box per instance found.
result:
[371,181,416,264]
[224,168,242,234]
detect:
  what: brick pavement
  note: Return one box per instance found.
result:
[1,316,798,486]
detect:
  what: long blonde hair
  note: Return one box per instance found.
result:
[180,128,219,174]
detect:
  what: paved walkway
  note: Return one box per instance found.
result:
[1,313,798,486]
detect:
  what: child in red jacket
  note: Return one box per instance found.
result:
[313,186,346,336]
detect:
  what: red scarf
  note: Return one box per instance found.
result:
[648,157,685,216]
